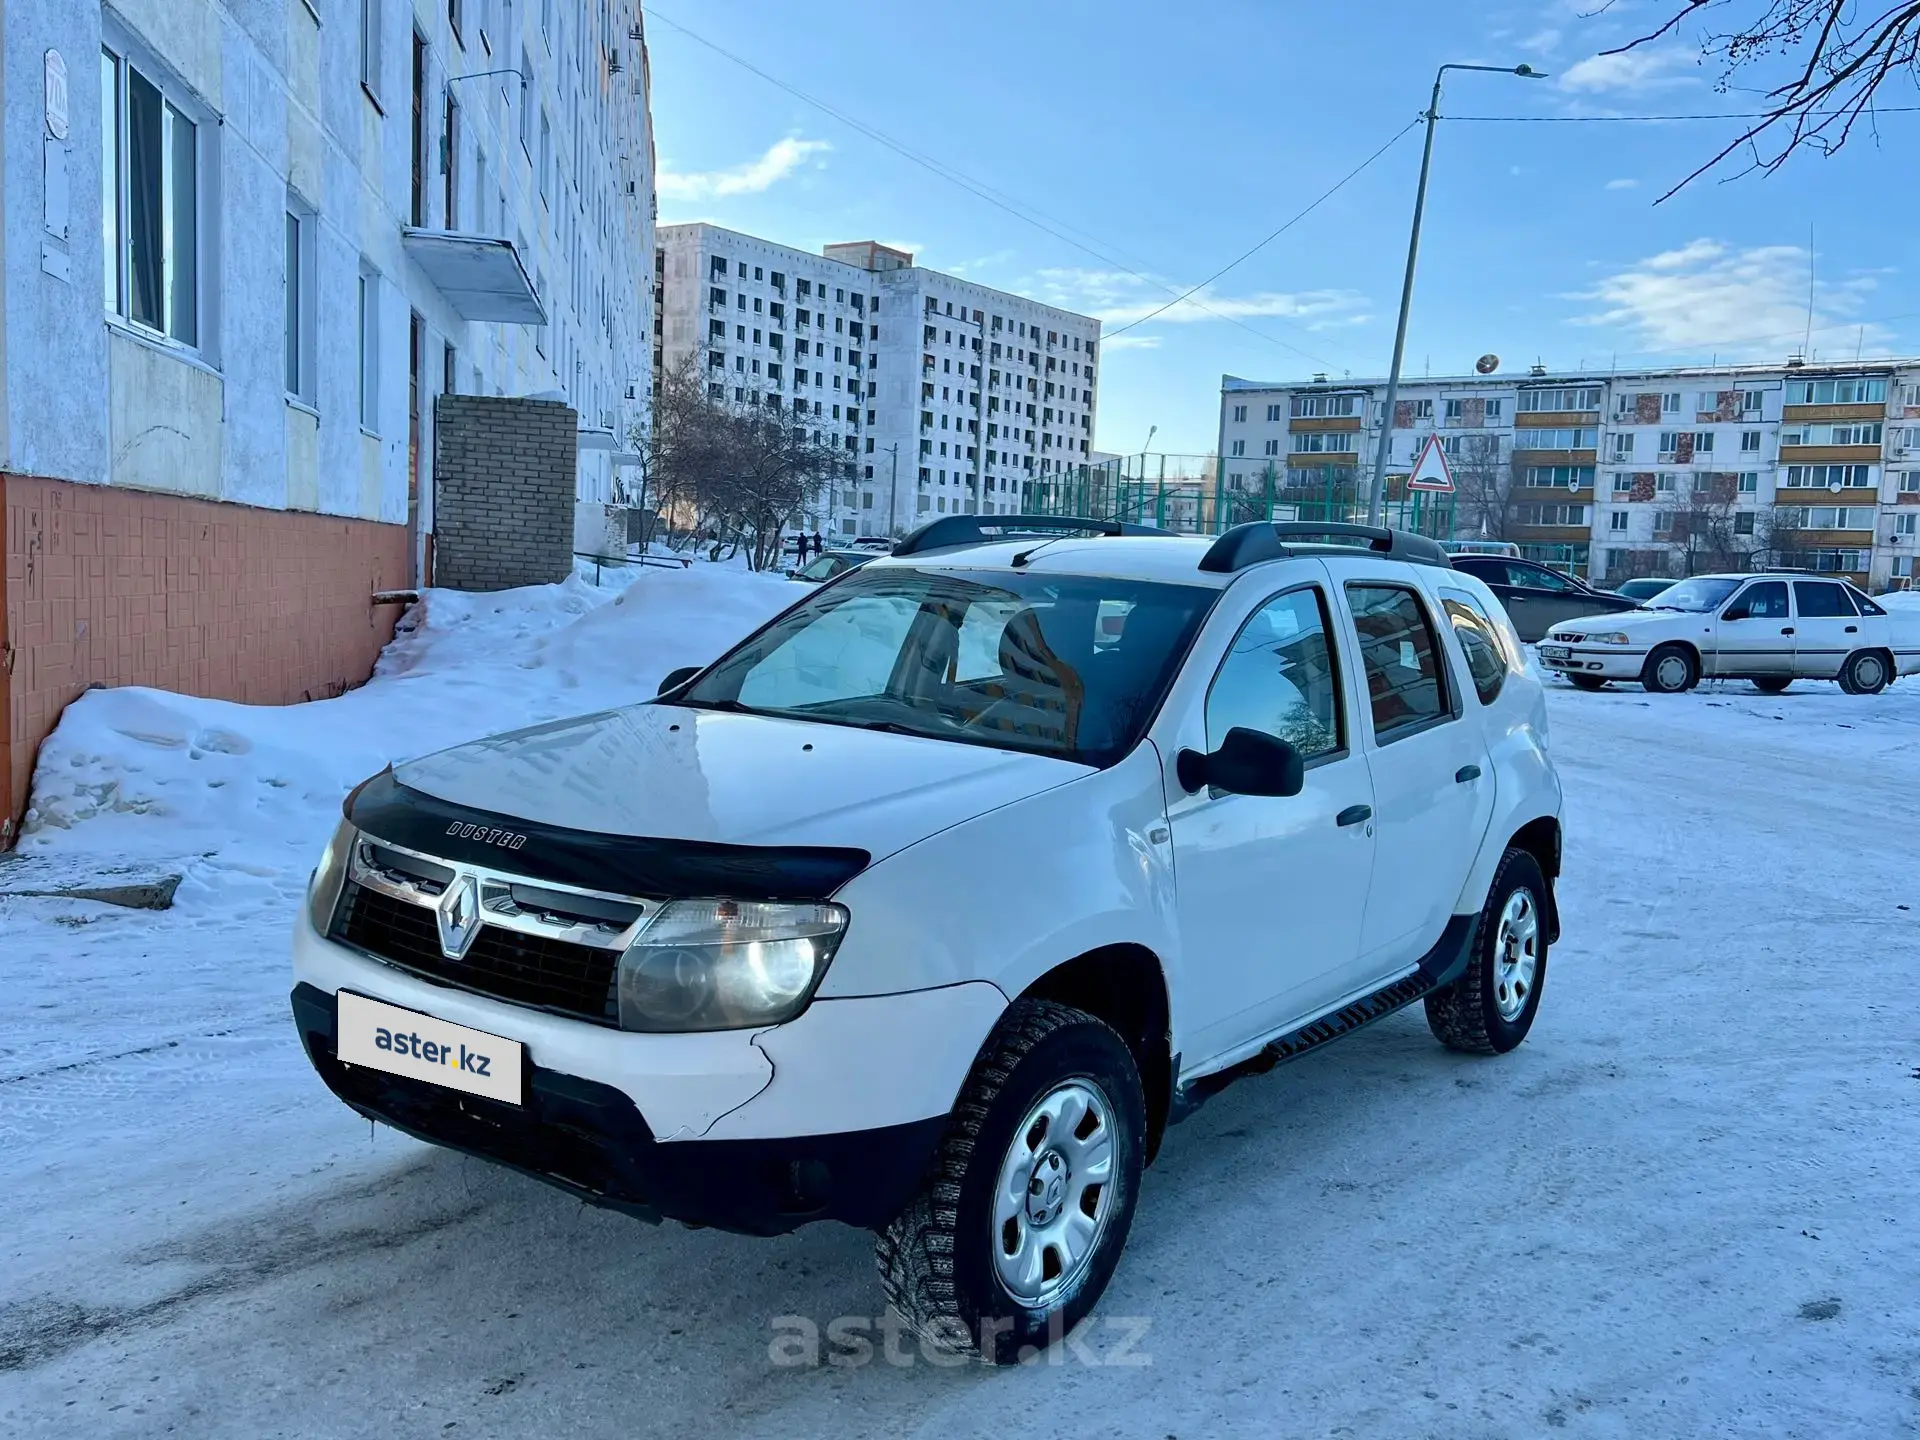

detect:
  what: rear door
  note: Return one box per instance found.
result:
[1498,561,1601,639]
[1325,561,1495,976]
[1790,580,1869,678]
[1711,579,1792,677]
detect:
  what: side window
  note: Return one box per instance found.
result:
[1347,585,1451,740]
[1513,563,1571,593]
[1732,581,1789,619]
[1440,591,1511,705]
[1205,588,1344,760]
[1793,581,1857,618]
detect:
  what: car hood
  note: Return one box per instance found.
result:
[1549,607,1693,637]
[389,702,1089,863]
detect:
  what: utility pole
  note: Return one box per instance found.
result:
[1368,61,1545,526]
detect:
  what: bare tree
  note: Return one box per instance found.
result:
[647,355,849,570]
[1449,437,1522,541]
[1599,1,1920,199]
[1674,473,1755,572]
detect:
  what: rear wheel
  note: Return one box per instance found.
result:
[876,999,1145,1364]
[1566,674,1607,692]
[1751,677,1792,695]
[1640,643,1698,694]
[1838,650,1890,696]
[1426,848,1548,1056]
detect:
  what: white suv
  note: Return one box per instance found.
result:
[293,518,1564,1363]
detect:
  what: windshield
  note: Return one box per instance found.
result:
[796,553,851,581]
[1652,577,1742,612]
[675,566,1218,767]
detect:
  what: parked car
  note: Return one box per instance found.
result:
[1610,577,1677,603]
[1447,555,1642,642]
[1540,572,1920,694]
[292,517,1564,1364]
[1440,539,1522,559]
[787,548,878,583]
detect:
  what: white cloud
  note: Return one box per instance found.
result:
[1605,177,1640,191]
[1567,239,1886,355]
[1559,47,1697,93]
[1026,267,1369,332]
[656,137,831,203]
[1100,334,1162,352]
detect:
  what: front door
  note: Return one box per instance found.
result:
[1790,579,1872,678]
[1168,580,1377,1066]
[1338,575,1495,969]
[1500,562,1590,640]
[1712,579,1792,676]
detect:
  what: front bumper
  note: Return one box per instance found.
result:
[293,983,945,1235]
[1536,643,1648,680]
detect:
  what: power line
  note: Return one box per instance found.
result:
[1450,106,1920,122]
[1103,117,1421,340]
[643,4,1402,363]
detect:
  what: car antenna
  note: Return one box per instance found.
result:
[1011,534,1074,569]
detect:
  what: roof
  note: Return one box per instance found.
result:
[869,535,1234,587]
[1221,357,1920,393]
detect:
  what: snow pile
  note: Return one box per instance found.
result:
[15,564,796,881]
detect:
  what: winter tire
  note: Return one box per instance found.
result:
[1839,650,1889,696]
[1640,643,1698,694]
[1751,677,1792,695]
[1566,674,1607,692]
[1425,847,1548,1056]
[876,998,1146,1365]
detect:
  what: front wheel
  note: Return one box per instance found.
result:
[876,999,1146,1364]
[1426,848,1549,1055]
[1640,643,1698,694]
[1839,650,1890,696]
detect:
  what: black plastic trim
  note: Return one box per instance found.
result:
[347,769,869,902]
[1169,913,1479,1122]
[291,983,944,1235]
[889,512,1172,557]
[1200,522,1455,575]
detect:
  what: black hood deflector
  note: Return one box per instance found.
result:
[346,770,871,902]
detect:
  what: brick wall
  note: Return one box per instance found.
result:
[1,475,412,842]
[432,396,577,591]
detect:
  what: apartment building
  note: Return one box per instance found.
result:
[656,225,1101,538]
[0,0,656,841]
[1219,361,1920,590]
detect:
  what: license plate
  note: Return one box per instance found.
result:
[336,991,524,1105]
[1539,645,1570,661]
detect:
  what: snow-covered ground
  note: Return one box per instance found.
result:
[2,565,1917,1438]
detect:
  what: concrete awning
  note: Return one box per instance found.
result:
[401,229,546,324]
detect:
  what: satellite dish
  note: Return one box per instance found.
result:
[1475,354,1499,374]
[1829,480,1843,493]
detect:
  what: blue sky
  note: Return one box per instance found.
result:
[644,0,1915,455]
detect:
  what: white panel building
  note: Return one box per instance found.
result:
[657,225,1100,539]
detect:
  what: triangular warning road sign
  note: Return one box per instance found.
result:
[1406,434,1455,493]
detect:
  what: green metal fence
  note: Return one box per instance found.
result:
[1027,455,1458,541]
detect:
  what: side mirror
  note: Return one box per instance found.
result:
[1721,604,1749,622]
[657,665,702,696]
[1176,727,1305,798]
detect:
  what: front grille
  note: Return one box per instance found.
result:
[334,880,621,1025]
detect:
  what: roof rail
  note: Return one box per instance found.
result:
[1198,521,1454,574]
[890,513,1172,558]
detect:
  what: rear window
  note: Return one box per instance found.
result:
[1440,591,1513,705]
[1794,581,1857,618]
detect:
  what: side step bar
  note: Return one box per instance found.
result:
[1169,913,1479,1124]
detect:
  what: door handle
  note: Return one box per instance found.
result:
[1781,626,1795,635]
[1336,804,1372,828]
[1455,764,1481,783]
[1845,624,1859,633]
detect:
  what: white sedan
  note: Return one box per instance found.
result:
[1539,573,1920,695]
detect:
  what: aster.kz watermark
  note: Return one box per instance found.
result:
[768,1311,1152,1369]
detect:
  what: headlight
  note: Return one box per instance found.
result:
[616,900,848,1032]
[1588,632,1633,645]
[307,815,357,934]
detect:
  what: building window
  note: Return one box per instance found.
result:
[101,46,203,347]
[1609,510,1628,532]
[1263,439,1279,456]
[1785,377,1887,406]
[357,267,380,431]
[518,48,533,156]
[449,0,464,44]
[537,108,551,204]
[1515,427,1596,451]
[1740,429,1762,452]
[1291,393,1359,418]
[1516,385,1601,413]
[1610,434,1634,460]
[1229,439,1245,457]
[1738,472,1759,493]
[1782,421,1882,447]
[1231,404,1247,422]
[1895,513,1917,536]
[1611,472,1633,494]
[283,206,315,401]
[1901,471,1920,494]
[360,0,381,99]
[1782,464,1874,489]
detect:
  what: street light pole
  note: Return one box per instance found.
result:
[1367,62,1545,526]
[885,442,900,536]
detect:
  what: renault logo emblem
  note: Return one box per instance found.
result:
[436,874,483,960]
